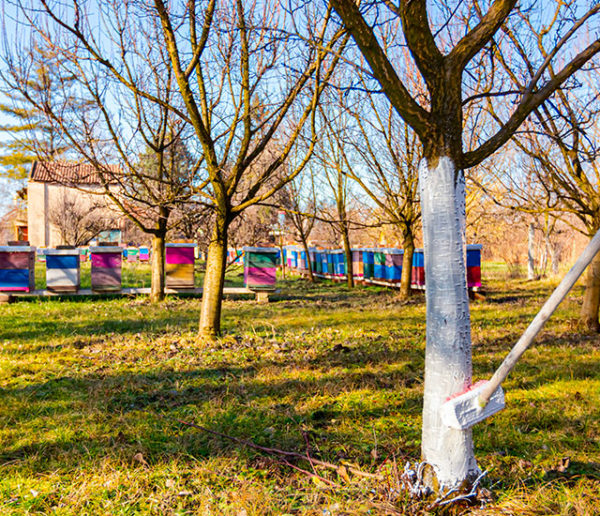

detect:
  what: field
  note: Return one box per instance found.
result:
[0,263,598,515]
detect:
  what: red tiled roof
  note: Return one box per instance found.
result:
[30,161,119,184]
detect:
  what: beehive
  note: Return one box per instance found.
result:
[243,247,278,290]
[467,244,483,289]
[166,243,196,288]
[411,248,425,288]
[139,247,150,262]
[45,248,80,292]
[0,246,35,292]
[385,249,403,283]
[374,249,386,281]
[90,246,122,292]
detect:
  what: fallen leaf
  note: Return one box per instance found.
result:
[337,465,351,483]
[133,452,148,467]
[557,457,571,473]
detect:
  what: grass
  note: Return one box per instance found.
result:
[1,263,598,514]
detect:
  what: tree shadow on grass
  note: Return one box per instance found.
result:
[0,358,424,473]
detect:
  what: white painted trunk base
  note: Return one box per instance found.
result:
[419,157,479,489]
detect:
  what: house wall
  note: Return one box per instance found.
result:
[27,181,119,248]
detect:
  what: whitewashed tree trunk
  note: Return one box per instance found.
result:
[419,157,479,489]
[527,223,536,280]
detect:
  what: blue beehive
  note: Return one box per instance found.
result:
[46,248,81,292]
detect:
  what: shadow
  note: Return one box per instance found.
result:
[0,353,425,472]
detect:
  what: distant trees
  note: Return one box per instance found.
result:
[282,172,318,282]
[343,91,421,299]
[510,80,600,330]
[0,47,74,180]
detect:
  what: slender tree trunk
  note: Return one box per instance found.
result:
[420,157,479,490]
[150,232,166,302]
[341,224,354,288]
[527,222,536,280]
[300,233,314,282]
[550,243,559,276]
[199,214,228,337]
[580,245,600,332]
[279,241,286,279]
[399,229,414,300]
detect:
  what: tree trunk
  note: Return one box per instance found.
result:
[279,242,286,279]
[199,215,228,338]
[580,246,600,332]
[550,243,559,276]
[300,234,314,282]
[420,157,479,490]
[150,232,166,303]
[341,225,354,288]
[527,222,536,280]
[399,229,414,300]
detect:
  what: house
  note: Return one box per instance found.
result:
[0,188,28,243]
[26,161,122,248]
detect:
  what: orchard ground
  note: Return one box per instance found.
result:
[0,262,598,514]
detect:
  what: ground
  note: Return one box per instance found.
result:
[0,262,598,514]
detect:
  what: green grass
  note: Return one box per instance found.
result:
[1,264,598,514]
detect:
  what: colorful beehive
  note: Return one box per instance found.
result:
[313,249,321,275]
[326,250,335,277]
[230,249,243,264]
[166,243,196,288]
[244,247,278,290]
[363,249,374,281]
[319,250,327,277]
[467,244,483,289]
[139,246,150,262]
[45,248,80,292]
[299,249,307,272]
[37,247,47,262]
[90,246,122,292]
[351,249,363,280]
[385,248,404,283]
[374,249,387,281]
[411,248,425,288]
[126,247,139,263]
[80,247,89,262]
[332,250,345,278]
[291,248,299,270]
[0,245,35,292]
[309,248,317,274]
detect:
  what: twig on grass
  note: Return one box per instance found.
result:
[427,470,488,509]
[162,414,383,481]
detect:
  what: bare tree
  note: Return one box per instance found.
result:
[500,76,600,329]
[342,90,421,298]
[47,188,117,246]
[330,0,600,491]
[153,0,347,337]
[282,170,318,282]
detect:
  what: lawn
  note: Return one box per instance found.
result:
[0,264,598,514]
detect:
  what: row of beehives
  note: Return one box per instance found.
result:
[282,245,482,290]
[34,246,152,263]
[0,244,280,293]
[0,244,196,293]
